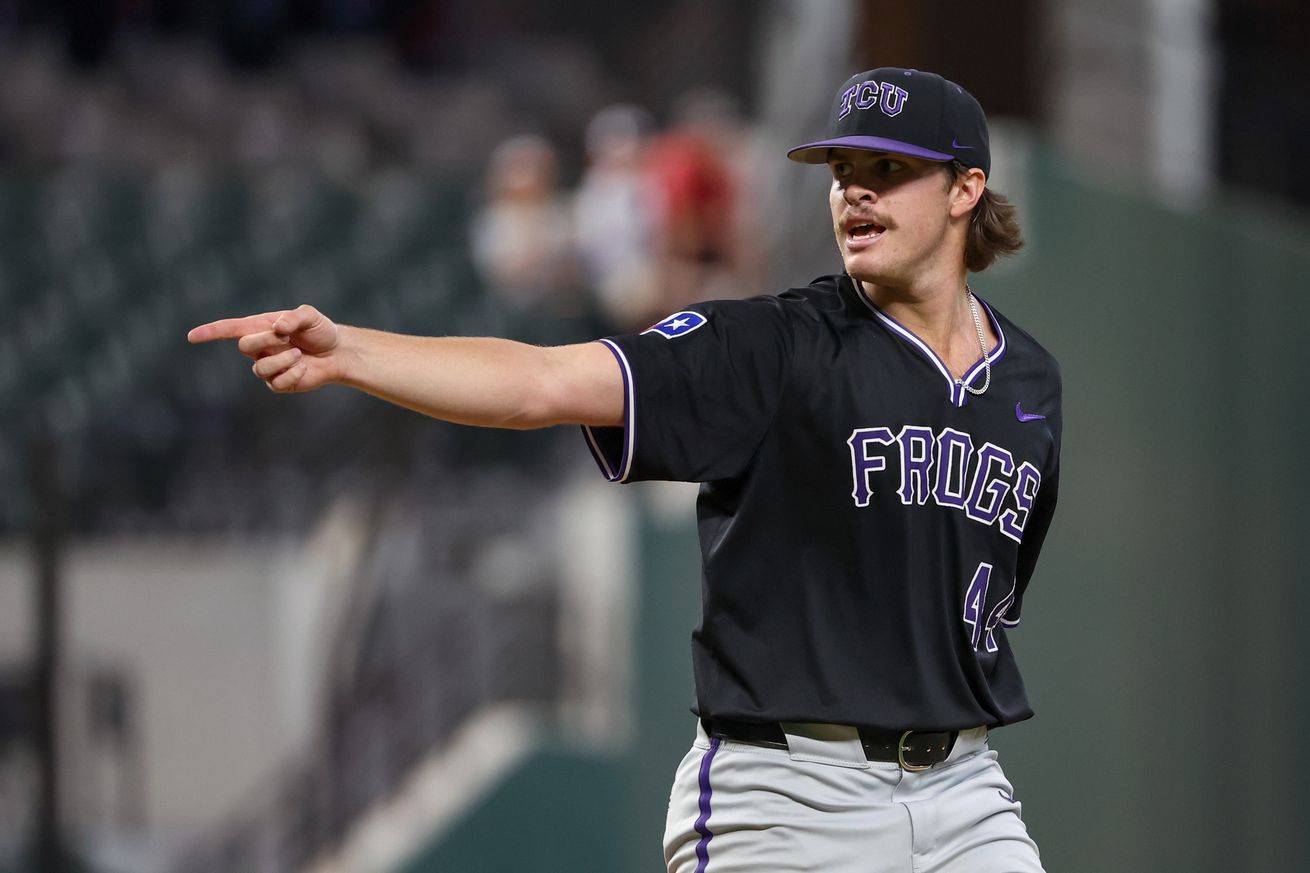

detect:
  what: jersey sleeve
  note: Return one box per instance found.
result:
[581,296,794,483]
[1003,361,1063,627]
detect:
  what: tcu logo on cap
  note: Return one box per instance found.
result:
[837,80,910,120]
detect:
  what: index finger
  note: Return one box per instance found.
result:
[187,311,285,344]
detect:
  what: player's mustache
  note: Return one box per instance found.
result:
[841,210,893,230]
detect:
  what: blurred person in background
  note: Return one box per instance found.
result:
[469,134,585,319]
[642,110,735,315]
[668,88,771,298]
[572,103,660,333]
[641,89,767,318]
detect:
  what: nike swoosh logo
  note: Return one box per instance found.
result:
[999,789,1017,804]
[952,139,974,150]
[1015,403,1046,422]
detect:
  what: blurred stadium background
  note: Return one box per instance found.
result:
[0,1,1307,871]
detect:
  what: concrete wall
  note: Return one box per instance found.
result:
[0,539,304,852]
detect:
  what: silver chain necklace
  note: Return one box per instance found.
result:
[962,284,991,396]
[852,274,991,396]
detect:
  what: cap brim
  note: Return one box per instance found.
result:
[786,135,953,164]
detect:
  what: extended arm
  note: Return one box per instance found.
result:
[187,304,624,429]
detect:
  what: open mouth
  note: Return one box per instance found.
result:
[845,218,887,247]
[849,222,886,240]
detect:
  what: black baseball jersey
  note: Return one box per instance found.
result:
[581,274,1061,731]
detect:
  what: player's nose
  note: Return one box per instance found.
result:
[843,179,877,205]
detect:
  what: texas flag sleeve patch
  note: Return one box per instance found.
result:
[642,310,708,339]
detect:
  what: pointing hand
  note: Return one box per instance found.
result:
[187,304,343,393]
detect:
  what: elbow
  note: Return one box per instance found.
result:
[504,342,620,429]
[506,366,566,429]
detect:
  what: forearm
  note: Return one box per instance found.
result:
[334,327,620,429]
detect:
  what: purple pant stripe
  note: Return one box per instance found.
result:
[692,737,721,873]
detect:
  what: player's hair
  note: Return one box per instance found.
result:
[945,160,1024,272]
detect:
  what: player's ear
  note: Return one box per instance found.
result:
[948,167,986,219]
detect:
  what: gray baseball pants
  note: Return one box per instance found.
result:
[663,720,1044,873]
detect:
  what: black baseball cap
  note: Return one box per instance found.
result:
[787,67,990,176]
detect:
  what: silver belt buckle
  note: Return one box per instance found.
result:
[897,730,933,772]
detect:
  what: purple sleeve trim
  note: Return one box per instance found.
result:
[693,737,721,873]
[580,339,635,483]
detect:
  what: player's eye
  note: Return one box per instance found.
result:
[876,158,905,174]
[830,160,855,180]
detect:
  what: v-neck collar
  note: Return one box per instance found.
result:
[849,277,1007,408]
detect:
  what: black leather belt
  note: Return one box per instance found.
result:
[703,718,959,771]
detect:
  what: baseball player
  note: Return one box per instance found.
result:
[190,67,1059,873]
